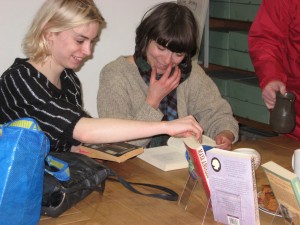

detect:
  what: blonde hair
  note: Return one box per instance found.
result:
[22,0,105,63]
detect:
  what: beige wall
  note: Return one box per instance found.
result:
[0,0,172,116]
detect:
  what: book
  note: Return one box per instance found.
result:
[206,148,260,225]
[183,136,210,200]
[137,135,216,172]
[137,137,187,171]
[77,142,144,163]
[261,161,300,224]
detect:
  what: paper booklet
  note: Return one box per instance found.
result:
[262,161,300,225]
[206,148,260,225]
[137,135,215,172]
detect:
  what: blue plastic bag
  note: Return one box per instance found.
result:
[0,118,49,225]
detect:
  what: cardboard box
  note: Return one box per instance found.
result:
[208,73,269,124]
[227,78,264,105]
[208,70,254,96]
[210,1,260,22]
[229,31,249,52]
[229,50,254,72]
[210,1,230,19]
[209,47,229,67]
[227,97,270,124]
[210,30,230,49]
[230,0,261,5]
[230,3,260,22]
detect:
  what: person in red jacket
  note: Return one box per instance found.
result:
[248,0,300,139]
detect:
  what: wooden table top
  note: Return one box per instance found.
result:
[39,136,300,225]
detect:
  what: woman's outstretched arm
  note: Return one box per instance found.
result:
[73,115,203,144]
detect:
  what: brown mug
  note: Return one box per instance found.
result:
[270,92,296,133]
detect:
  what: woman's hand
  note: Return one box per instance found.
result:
[262,81,286,109]
[214,130,235,150]
[146,64,181,109]
[164,115,203,141]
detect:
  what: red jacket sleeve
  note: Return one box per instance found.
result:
[248,0,294,90]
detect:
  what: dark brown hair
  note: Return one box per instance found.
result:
[135,2,198,58]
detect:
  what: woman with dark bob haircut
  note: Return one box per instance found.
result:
[98,2,238,149]
[135,2,198,68]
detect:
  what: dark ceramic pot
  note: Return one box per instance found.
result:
[270,92,296,133]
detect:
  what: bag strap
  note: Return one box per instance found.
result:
[107,170,179,201]
[45,155,70,182]
[60,180,106,194]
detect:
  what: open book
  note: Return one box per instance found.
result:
[137,135,215,172]
[262,161,300,224]
[77,142,144,163]
[207,148,260,225]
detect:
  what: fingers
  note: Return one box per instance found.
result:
[172,66,181,85]
[150,66,157,84]
[279,85,287,96]
[215,138,232,150]
[160,64,180,82]
[165,115,203,140]
[190,116,203,139]
[175,131,203,143]
[161,64,173,80]
[262,81,284,109]
[181,115,203,140]
[262,89,276,109]
[150,64,180,87]
[214,131,234,150]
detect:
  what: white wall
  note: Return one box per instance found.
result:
[0,0,171,117]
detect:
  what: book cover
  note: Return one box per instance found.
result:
[138,135,216,172]
[262,161,300,224]
[206,148,260,225]
[77,142,144,163]
[183,136,210,199]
